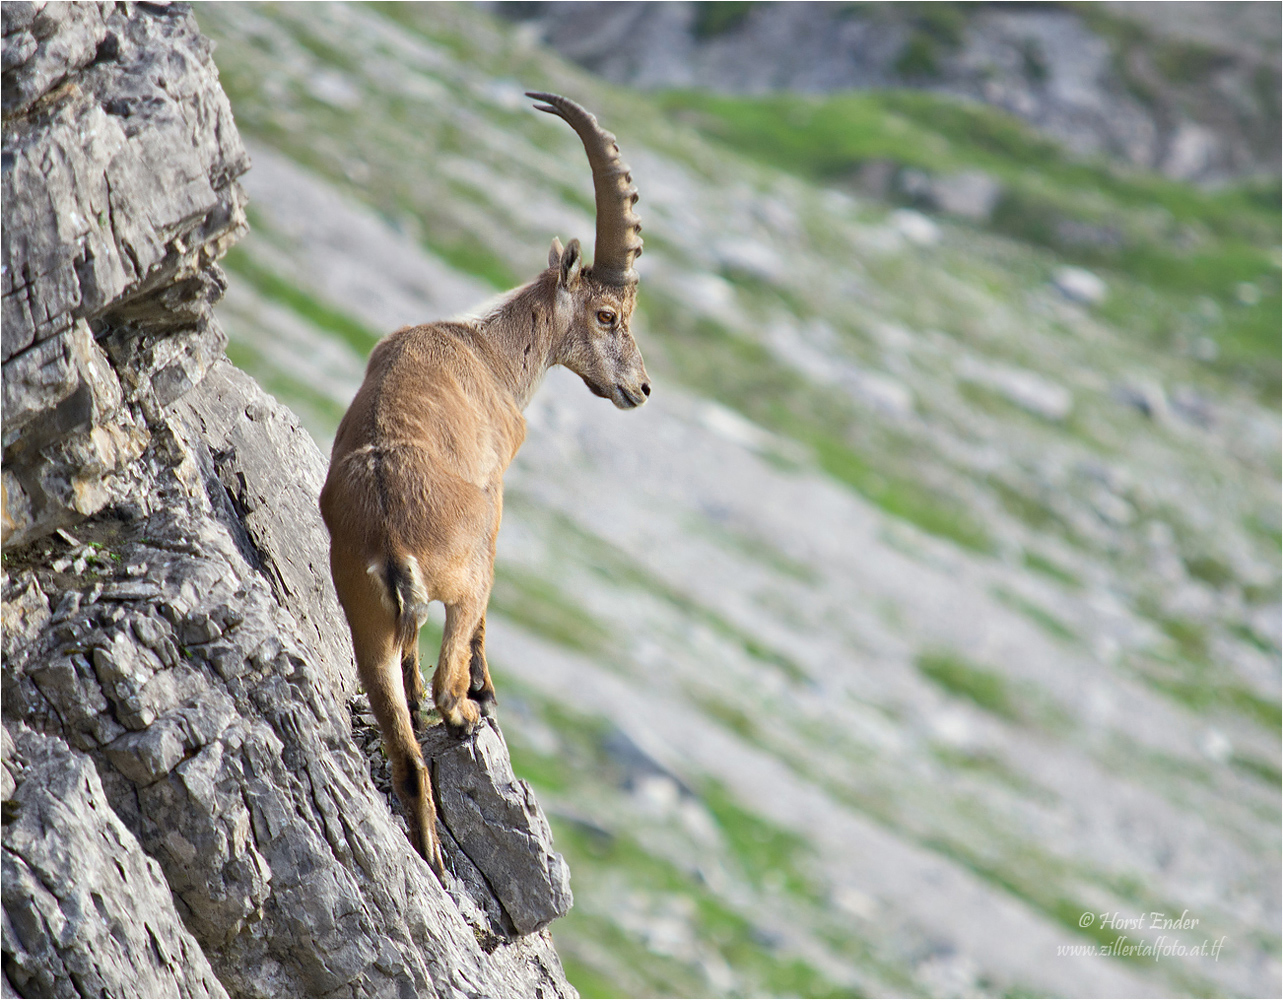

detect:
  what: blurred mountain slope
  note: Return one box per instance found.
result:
[495,1,1282,185]
[195,3,1279,997]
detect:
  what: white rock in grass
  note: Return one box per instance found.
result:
[957,356,1073,422]
[307,68,361,110]
[930,170,1003,222]
[850,369,916,418]
[697,401,776,453]
[714,238,785,282]
[1199,728,1233,763]
[891,209,942,247]
[1052,266,1107,305]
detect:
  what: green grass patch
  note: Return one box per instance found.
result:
[1022,550,1082,589]
[992,586,1080,644]
[223,245,380,356]
[692,1,758,39]
[916,649,1071,733]
[990,477,1075,540]
[223,339,347,434]
[552,894,707,998]
[490,564,613,656]
[415,614,446,674]
[702,781,822,903]
[917,650,1021,722]
[556,953,623,1000]
[931,745,1057,803]
[550,816,853,998]
[1229,622,1279,655]
[423,230,517,291]
[1160,616,1210,663]
[690,693,761,745]
[1182,552,1236,590]
[1219,686,1281,732]
[1230,752,1282,787]
[505,739,573,793]
[809,433,995,554]
[1128,649,1283,731]
[957,380,1027,419]
[496,685,620,788]
[695,514,821,584]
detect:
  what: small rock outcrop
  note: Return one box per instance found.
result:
[2,4,574,997]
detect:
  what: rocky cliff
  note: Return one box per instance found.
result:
[1,4,574,996]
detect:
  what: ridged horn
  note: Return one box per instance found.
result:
[527,91,642,287]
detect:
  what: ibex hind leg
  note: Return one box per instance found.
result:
[390,747,444,877]
[434,599,485,738]
[469,616,497,718]
[348,610,445,877]
[398,621,426,731]
[387,557,428,730]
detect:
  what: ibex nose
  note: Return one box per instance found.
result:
[641,382,651,397]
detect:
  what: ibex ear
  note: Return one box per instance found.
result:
[548,237,564,270]
[558,237,582,290]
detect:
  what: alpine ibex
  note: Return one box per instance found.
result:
[319,93,648,875]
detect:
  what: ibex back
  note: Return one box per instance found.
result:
[319,93,648,875]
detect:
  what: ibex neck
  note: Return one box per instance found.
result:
[467,274,561,412]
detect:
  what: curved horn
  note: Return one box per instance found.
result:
[527,92,642,286]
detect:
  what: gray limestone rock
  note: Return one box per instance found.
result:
[2,0,248,550]
[429,720,574,936]
[170,362,358,700]
[2,723,228,999]
[2,3,248,361]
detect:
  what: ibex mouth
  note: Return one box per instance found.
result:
[581,379,644,408]
[614,384,649,409]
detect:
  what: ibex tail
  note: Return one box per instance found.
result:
[385,555,428,648]
[375,554,430,718]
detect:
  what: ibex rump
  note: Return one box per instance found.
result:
[319,94,648,875]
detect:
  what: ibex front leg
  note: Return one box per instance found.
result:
[468,616,498,717]
[467,506,501,717]
[435,598,488,737]
[435,504,499,732]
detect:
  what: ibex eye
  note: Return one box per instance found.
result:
[596,310,615,326]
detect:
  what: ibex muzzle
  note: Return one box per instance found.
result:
[319,93,648,876]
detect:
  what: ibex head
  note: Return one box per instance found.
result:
[529,92,650,410]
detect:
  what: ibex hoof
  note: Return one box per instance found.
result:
[445,719,476,739]
[409,826,446,883]
[407,698,429,733]
[426,839,446,882]
[441,697,481,739]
